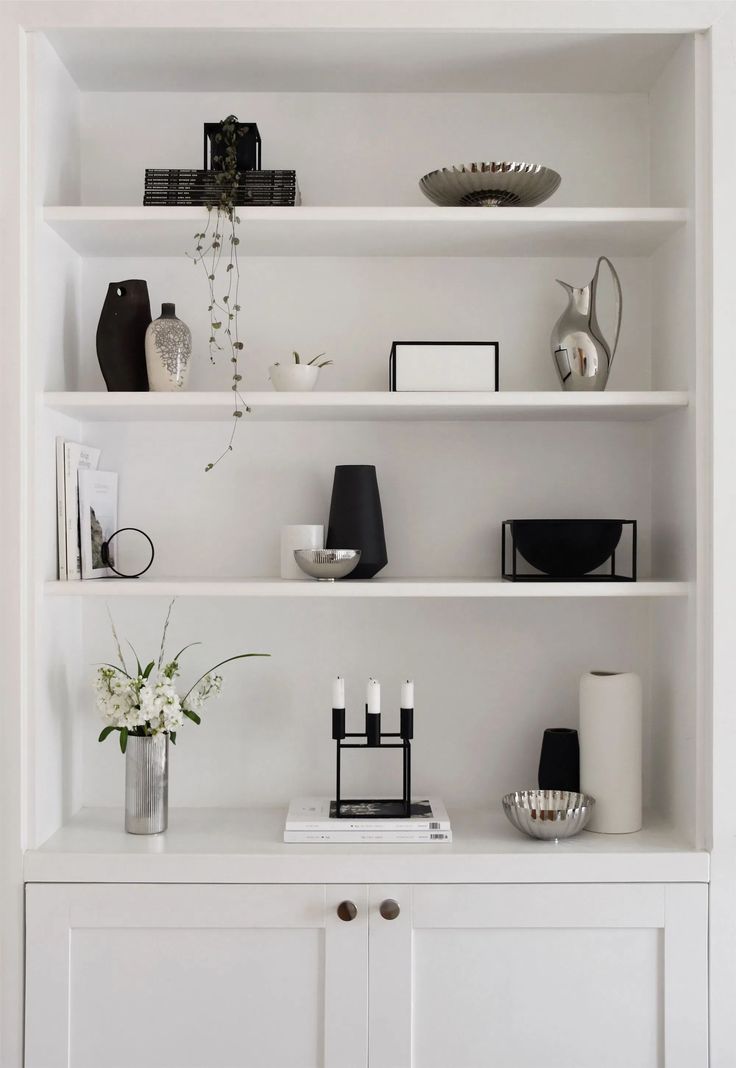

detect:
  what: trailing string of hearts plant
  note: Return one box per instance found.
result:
[187,115,249,471]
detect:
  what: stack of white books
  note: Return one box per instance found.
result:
[284,797,452,843]
[55,438,118,580]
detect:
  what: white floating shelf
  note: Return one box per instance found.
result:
[43,206,688,258]
[24,807,708,885]
[44,578,689,598]
[43,391,689,423]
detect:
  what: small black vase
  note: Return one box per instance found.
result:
[326,465,388,579]
[538,727,580,792]
[96,280,151,391]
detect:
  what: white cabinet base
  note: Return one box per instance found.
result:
[25,884,368,1068]
[369,883,708,1068]
[26,881,707,1068]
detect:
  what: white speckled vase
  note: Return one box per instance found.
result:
[145,303,192,391]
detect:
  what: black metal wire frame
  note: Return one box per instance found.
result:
[331,706,414,818]
[100,527,155,579]
[501,519,637,582]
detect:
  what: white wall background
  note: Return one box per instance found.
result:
[29,49,697,844]
[77,596,654,810]
[69,419,653,581]
[77,91,651,208]
[70,255,655,395]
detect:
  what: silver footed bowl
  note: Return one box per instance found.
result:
[419,161,561,208]
[502,789,595,840]
[294,549,361,581]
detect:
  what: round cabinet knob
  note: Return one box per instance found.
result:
[337,900,358,922]
[380,899,401,920]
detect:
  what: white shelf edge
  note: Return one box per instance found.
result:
[43,205,691,224]
[23,807,709,885]
[44,578,690,598]
[41,205,690,257]
[42,391,690,423]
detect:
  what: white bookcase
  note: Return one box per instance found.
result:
[4,3,736,1065]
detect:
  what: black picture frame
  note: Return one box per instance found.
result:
[203,122,262,172]
[389,341,500,392]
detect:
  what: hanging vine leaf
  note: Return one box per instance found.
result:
[185,114,249,470]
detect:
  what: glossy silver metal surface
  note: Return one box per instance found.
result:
[125,734,168,834]
[502,788,595,841]
[419,161,561,207]
[551,255,623,392]
[293,548,361,581]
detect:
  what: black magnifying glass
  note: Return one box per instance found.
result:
[100,527,155,579]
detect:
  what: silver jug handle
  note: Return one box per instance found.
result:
[593,255,623,363]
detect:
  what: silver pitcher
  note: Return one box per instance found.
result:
[551,256,622,391]
[125,734,168,834]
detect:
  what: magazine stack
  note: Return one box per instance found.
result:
[284,797,452,844]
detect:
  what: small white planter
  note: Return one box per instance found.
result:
[269,364,320,391]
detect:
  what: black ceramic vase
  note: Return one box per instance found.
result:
[538,727,580,792]
[96,280,151,391]
[326,465,388,579]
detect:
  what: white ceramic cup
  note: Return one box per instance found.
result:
[281,525,324,579]
[270,364,320,391]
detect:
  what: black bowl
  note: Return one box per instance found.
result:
[511,519,623,578]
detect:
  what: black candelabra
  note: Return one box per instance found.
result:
[331,701,416,819]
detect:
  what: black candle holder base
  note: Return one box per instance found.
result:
[330,799,428,820]
[332,705,414,818]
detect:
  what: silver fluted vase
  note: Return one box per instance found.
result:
[125,734,169,834]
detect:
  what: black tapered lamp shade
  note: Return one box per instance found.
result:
[538,727,580,792]
[326,465,388,579]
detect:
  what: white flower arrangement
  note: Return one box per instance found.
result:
[96,601,267,753]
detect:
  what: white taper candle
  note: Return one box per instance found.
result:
[401,680,414,709]
[367,678,381,714]
[332,676,345,709]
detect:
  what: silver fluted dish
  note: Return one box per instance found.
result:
[294,549,361,581]
[502,789,595,840]
[419,162,561,207]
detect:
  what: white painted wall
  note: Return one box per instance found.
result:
[78,91,651,208]
[76,254,655,393]
[79,596,654,811]
[28,36,86,846]
[648,39,700,847]
[26,31,698,851]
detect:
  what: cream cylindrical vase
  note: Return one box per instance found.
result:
[280,524,324,579]
[579,671,642,833]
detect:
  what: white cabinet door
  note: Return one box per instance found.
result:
[26,883,368,1068]
[368,883,707,1068]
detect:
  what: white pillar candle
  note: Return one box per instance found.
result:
[579,671,642,833]
[367,678,381,714]
[332,676,345,709]
[280,524,324,579]
[401,680,414,709]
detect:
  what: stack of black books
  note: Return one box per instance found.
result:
[143,168,300,207]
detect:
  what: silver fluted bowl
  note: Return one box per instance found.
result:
[419,161,561,207]
[502,789,595,840]
[294,549,361,581]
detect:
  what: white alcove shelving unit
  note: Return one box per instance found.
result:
[23,22,708,891]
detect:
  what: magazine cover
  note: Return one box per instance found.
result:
[55,438,67,580]
[78,469,118,579]
[64,441,101,579]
